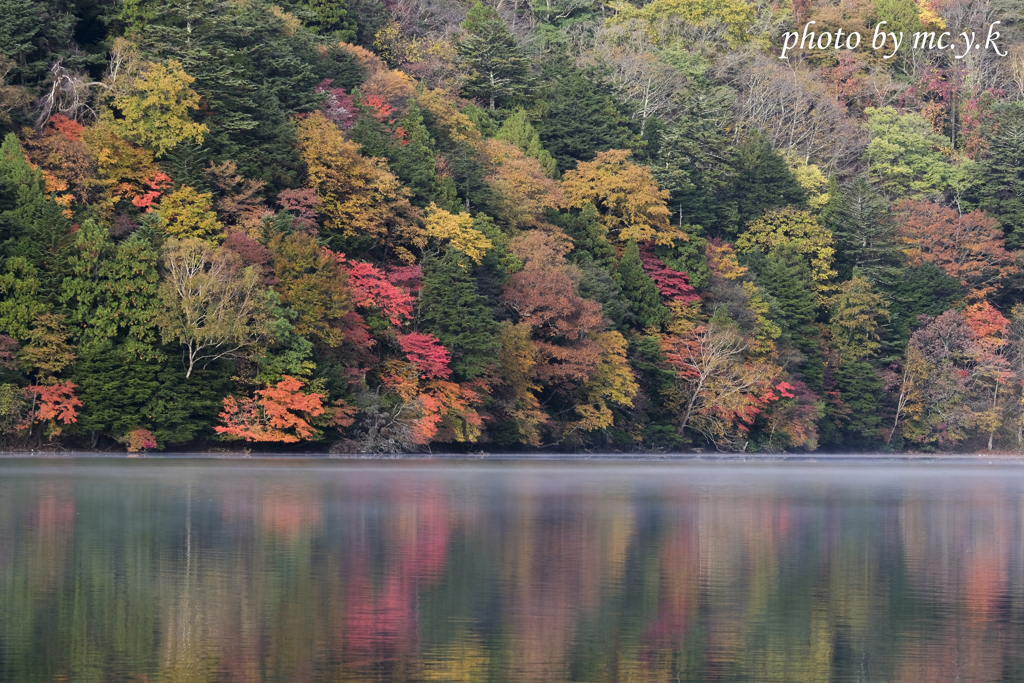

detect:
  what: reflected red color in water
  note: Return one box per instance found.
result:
[1,461,1024,682]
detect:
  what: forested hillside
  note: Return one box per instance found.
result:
[0,0,1022,453]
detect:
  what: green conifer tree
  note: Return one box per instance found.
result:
[536,58,627,174]
[731,132,806,229]
[759,243,823,392]
[497,108,558,178]
[390,101,450,208]
[574,251,632,330]
[135,0,328,186]
[978,101,1024,249]
[0,133,47,258]
[651,85,739,234]
[307,0,357,41]
[821,175,899,282]
[456,1,532,111]
[418,248,501,381]
[835,359,883,448]
[617,240,669,331]
[551,203,616,271]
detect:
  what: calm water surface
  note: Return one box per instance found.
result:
[1,459,1023,682]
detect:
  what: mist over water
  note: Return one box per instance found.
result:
[1,459,1023,682]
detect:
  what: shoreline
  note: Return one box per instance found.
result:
[2,451,1024,463]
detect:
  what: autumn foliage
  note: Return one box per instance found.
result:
[894,200,1017,298]
[216,376,326,443]
[5,0,1024,455]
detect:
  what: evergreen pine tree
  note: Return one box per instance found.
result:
[347,91,400,159]
[418,248,501,381]
[536,58,628,174]
[759,244,823,391]
[875,262,961,358]
[0,134,72,302]
[978,101,1024,249]
[835,359,883,448]
[629,346,684,448]
[456,1,532,111]
[497,108,558,178]
[821,175,898,282]
[69,339,162,443]
[574,251,632,330]
[0,0,41,82]
[731,132,806,230]
[551,204,616,271]
[1,0,106,87]
[650,85,739,234]
[136,0,326,186]
[617,240,669,330]
[462,104,499,138]
[348,0,386,48]
[0,133,47,258]
[473,214,520,287]
[146,358,233,445]
[390,101,449,208]
[307,0,357,41]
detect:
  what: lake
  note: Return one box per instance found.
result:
[1,458,1023,682]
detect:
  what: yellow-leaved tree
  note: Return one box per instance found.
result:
[561,149,683,246]
[607,0,759,48]
[568,330,639,433]
[423,203,492,264]
[496,321,548,446]
[156,186,223,240]
[297,111,423,262]
[104,41,207,158]
[735,208,837,302]
[81,119,161,214]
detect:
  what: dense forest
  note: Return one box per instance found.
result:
[0,0,1023,453]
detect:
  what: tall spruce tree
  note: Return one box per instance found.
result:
[617,240,669,330]
[758,243,823,392]
[135,0,343,186]
[497,108,558,178]
[418,248,501,381]
[0,133,47,259]
[821,175,899,282]
[307,0,357,41]
[456,2,532,111]
[574,251,632,330]
[651,85,739,234]
[536,58,628,174]
[551,203,616,271]
[731,132,806,230]
[978,101,1024,249]
[835,359,883,448]
[389,102,454,209]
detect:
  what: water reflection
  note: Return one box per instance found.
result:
[1,461,1024,682]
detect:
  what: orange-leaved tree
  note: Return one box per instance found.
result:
[480,139,564,229]
[216,376,326,442]
[26,381,82,439]
[894,200,1017,299]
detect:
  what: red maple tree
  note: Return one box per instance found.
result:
[399,333,452,380]
[639,247,700,304]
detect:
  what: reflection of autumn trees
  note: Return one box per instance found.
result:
[4,467,1024,681]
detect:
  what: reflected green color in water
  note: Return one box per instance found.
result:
[1,459,1024,682]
